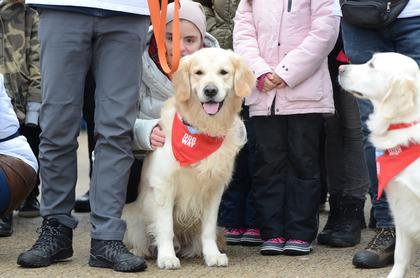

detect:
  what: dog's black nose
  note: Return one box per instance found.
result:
[204,85,218,98]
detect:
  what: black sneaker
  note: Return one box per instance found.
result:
[89,239,147,272]
[18,196,40,218]
[352,228,395,268]
[0,213,13,237]
[17,218,73,268]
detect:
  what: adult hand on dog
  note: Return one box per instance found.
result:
[267,73,286,89]
[150,123,165,150]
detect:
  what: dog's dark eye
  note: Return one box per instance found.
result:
[219,69,228,75]
[368,62,375,68]
[195,70,203,75]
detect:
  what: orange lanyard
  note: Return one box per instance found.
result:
[147,0,181,75]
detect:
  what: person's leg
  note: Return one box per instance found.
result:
[393,16,420,65]
[325,87,370,247]
[37,10,92,228]
[17,9,93,268]
[87,15,149,272]
[218,108,251,231]
[320,39,370,246]
[341,19,396,268]
[125,158,142,204]
[83,69,96,173]
[243,108,258,222]
[18,124,42,217]
[89,14,148,241]
[75,69,96,213]
[218,143,248,228]
[251,115,288,255]
[1,155,37,237]
[0,166,12,237]
[284,113,323,255]
[342,19,395,228]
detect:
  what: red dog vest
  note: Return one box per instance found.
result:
[376,143,420,199]
[171,113,224,167]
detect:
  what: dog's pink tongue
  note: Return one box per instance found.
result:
[203,102,220,115]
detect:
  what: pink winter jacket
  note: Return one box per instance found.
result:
[233,0,340,116]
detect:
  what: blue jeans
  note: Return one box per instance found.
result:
[341,16,420,228]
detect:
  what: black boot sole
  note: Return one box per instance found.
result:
[17,248,73,268]
[89,255,147,272]
[0,230,12,237]
[352,255,394,268]
[329,233,361,248]
[240,241,263,246]
[260,249,283,256]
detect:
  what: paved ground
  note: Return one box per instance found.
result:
[1,131,420,278]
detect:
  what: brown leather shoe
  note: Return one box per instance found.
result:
[352,228,395,268]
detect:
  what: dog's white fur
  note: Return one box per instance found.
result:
[339,52,420,278]
[122,48,255,269]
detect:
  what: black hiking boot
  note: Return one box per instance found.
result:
[352,228,395,268]
[17,218,73,267]
[89,239,147,272]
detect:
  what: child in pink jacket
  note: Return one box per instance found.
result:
[233,0,339,255]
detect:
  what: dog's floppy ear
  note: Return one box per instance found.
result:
[380,77,417,119]
[231,53,256,97]
[172,56,192,102]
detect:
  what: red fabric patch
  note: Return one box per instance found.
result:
[171,113,224,167]
[376,143,420,199]
[336,50,350,64]
[388,121,420,131]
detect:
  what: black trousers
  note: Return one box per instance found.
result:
[19,124,42,199]
[324,34,370,200]
[251,114,323,241]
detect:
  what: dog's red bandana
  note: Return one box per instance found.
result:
[388,121,420,131]
[376,143,420,199]
[171,113,224,167]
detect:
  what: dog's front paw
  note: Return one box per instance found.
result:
[157,256,181,270]
[204,253,228,267]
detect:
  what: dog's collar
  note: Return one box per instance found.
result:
[388,121,420,131]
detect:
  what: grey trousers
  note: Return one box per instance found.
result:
[38,10,148,240]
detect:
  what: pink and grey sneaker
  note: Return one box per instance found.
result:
[260,237,286,255]
[224,228,246,245]
[240,228,263,246]
[283,239,312,255]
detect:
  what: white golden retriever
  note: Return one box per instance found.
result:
[339,52,420,278]
[122,48,255,269]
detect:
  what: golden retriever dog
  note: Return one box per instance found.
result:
[339,52,420,278]
[122,48,255,269]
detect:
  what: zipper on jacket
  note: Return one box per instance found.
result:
[287,0,292,12]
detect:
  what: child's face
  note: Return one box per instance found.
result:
[165,20,203,67]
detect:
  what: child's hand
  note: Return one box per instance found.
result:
[150,123,165,150]
[262,77,278,93]
[267,73,286,89]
